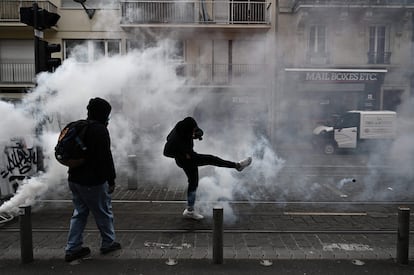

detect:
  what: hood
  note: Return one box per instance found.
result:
[176,117,199,138]
[313,125,334,135]
[87,97,112,124]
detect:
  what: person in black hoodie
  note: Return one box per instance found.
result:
[164,117,252,220]
[64,97,121,262]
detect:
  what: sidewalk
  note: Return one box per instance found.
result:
[1,258,414,275]
[1,153,414,274]
[1,187,413,260]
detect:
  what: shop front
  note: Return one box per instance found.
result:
[276,68,387,143]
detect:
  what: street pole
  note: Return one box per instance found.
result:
[127,154,138,190]
[213,206,223,264]
[19,206,33,263]
[396,207,410,265]
[32,2,45,172]
[33,3,40,74]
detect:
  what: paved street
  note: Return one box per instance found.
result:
[1,151,413,274]
[1,259,414,275]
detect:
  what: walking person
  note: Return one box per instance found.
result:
[163,117,252,220]
[64,97,121,262]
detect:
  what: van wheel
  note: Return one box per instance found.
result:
[323,143,336,154]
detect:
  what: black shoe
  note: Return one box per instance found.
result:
[100,242,121,255]
[65,247,91,262]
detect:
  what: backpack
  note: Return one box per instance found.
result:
[55,119,91,168]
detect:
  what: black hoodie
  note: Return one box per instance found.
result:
[68,97,116,186]
[163,117,203,159]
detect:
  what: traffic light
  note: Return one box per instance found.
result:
[38,40,62,72]
[20,6,60,30]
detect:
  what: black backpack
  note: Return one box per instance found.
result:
[55,119,91,168]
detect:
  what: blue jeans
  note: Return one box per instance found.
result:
[65,181,116,253]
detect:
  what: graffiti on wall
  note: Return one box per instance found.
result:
[1,139,37,177]
[0,103,60,198]
[0,138,37,197]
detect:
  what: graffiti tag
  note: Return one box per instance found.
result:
[1,145,37,179]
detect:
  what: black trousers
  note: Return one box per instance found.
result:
[175,153,237,207]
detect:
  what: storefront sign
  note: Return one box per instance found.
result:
[305,71,379,82]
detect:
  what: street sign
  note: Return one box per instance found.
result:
[34,29,44,39]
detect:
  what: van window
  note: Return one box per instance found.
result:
[336,113,359,128]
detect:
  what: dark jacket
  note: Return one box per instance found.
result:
[68,97,116,186]
[163,117,202,159]
[68,120,116,186]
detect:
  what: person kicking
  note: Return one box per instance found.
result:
[163,117,252,220]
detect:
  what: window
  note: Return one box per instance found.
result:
[107,40,121,57]
[167,40,185,62]
[126,39,185,62]
[64,40,121,62]
[309,25,326,55]
[0,40,34,83]
[368,25,390,64]
[336,113,359,129]
[383,90,403,111]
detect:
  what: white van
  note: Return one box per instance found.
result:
[312,110,397,154]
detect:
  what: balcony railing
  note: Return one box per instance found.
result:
[292,0,414,9]
[0,1,58,22]
[121,0,271,25]
[0,63,35,84]
[367,51,391,64]
[0,61,264,85]
[176,63,266,85]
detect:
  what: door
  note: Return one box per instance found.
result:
[334,127,357,148]
[333,112,359,148]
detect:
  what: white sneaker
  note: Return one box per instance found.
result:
[183,209,204,220]
[236,157,252,171]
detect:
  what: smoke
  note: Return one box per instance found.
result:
[0,1,287,216]
[0,31,285,216]
[0,101,35,141]
[0,41,180,213]
[381,96,414,197]
[390,97,414,177]
[336,178,356,189]
[350,95,414,201]
[2,2,414,217]
[197,136,285,223]
[0,131,67,213]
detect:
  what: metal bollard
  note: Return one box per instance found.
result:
[19,205,33,263]
[397,207,410,265]
[127,154,137,190]
[213,206,223,264]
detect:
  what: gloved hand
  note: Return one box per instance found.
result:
[194,128,203,140]
[108,180,115,194]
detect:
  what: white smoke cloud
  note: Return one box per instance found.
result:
[0,101,35,141]
[0,42,186,213]
[196,136,285,223]
[351,95,414,201]
[337,178,356,189]
[4,6,413,217]
[0,35,285,216]
[390,97,414,179]
[0,131,67,213]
